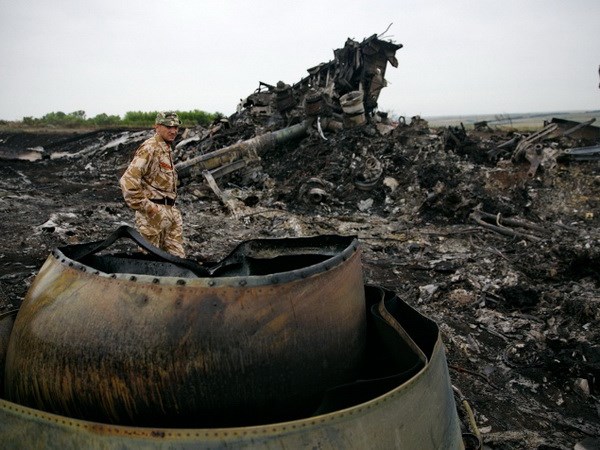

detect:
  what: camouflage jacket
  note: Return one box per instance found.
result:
[119,134,177,212]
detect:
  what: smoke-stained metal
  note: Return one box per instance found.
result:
[4,228,366,427]
[0,311,16,397]
[0,285,464,449]
[238,34,403,122]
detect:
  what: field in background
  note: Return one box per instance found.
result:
[424,110,600,130]
[2,110,599,133]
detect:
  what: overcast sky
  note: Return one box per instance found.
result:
[1,0,598,121]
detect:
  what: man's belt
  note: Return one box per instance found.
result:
[149,197,176,206]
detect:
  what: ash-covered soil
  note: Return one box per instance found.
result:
[0,118,599,449]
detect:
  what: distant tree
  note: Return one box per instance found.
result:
[123,111,157,126]
[91,113,121,127]
[16,109,219,129]
[71,110,86,120]
[34,111,87,127]
[176,110,218,127]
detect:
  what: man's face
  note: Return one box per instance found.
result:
[155,124,179,144]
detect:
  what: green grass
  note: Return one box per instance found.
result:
[2,109,221,130]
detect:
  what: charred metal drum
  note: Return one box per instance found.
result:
[0,284,464,448]
[4,227,366,427]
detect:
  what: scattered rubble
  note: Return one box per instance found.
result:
[1,33,599,449]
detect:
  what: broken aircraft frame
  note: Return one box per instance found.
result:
[176,33,403,199]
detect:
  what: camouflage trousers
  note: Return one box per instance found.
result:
[135,204,185,258]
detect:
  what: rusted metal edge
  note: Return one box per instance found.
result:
[6,234,366,427]
[54,234,359,288]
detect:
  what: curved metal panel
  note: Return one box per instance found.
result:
[4,235,366,427]
[0,312,16,397]
[0,288,463,449]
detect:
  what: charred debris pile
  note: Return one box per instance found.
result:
[1,33,600,448]
[168,34,600,229]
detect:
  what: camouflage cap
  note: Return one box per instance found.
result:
[155,111,181,127]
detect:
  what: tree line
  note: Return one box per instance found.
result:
[18,110,219,128]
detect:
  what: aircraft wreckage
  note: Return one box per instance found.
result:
[174,33,403,189]
[0,33,471,448]
[0,226,466,448]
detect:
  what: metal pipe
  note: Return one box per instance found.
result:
[562,118,596,137]
[176,120,311,180]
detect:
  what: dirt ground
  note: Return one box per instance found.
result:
[0,117,599,449]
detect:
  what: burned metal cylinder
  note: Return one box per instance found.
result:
[340,91,366,128]
[275,82,297,113]
[0,286,465,449]
[175,120,310,181]
[4,234,365,427]
[305,89,325,117]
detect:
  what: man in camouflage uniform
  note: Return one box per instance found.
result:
[119,111,185,257]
